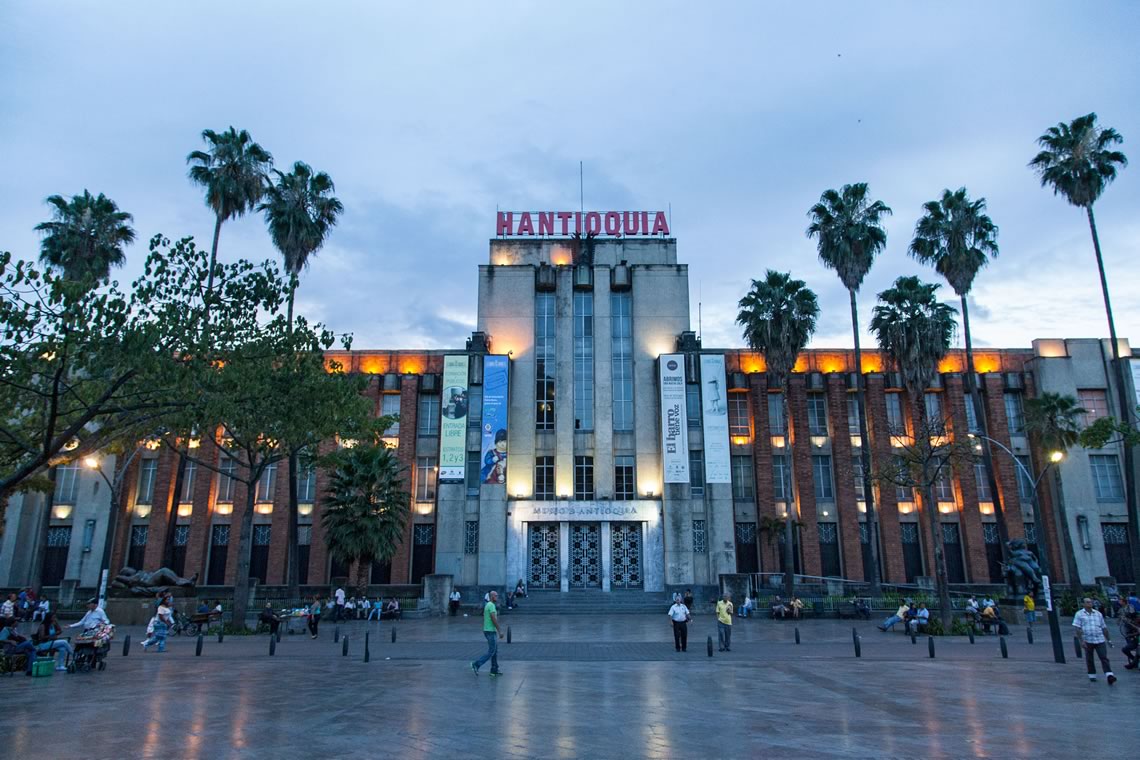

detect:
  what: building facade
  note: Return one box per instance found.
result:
[2,233,1136,592]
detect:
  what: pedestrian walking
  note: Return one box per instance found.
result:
[1073,597,1116,685]
[1023,593,1036,627]
[668,596,691,652]
[308,596,323,639]
[471,590,504,676]
[716,593,734,651]
[141,599,173,652]
[334,587,346,622]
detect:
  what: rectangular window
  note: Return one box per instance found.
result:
[128,525,148,570]
[42,526,72,585]
[768,394,786,434]
[686,384,702,427]
[773,456,790,501]
[886,394,905,434]
[692,520,707,553]
[417,395,440,436]
[924,392,942,425]
[1004,392,1025,435]
[1015,455,1035,503]
[381,393,401,436]
[171,524,190,576]
[934,463,954,502]
[1077,389,1109,427]
[464,520,479,554]
[179,460,197,503]
[965,395,980,433]
[54,463,80,504]
[894,455,913,502]
[535,292,556,430]
[812,455,834,501]
[1090,454,1125,501]
[250,524,271,584]
[688,450,705,497]
[728,395,751,437]
[466,450,481,497]
[974,461,992,502]
[818,522,841,577]
[534,456,554,500]
[614,455,636,500]
[135,459,158,505]
[574,455,594,500]
[731,455,754,501]
[807,393,828,436]
[255,462,277,502]
[415,457,437,502]
[207,524,229,585]
[216,457,236,503]
[573,291,594,431]
[611,293,634,431]
[297,463,316,503]
[847,397,860,434]
[853,458,866,501]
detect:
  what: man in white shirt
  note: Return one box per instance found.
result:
[334,587,346,622]
[449,589,462,616]
[668,597,691,652]
[1,593,15,620]
[1073,597,1115,684]
[69,599,112,630]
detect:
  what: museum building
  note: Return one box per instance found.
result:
[1,224,1136,595]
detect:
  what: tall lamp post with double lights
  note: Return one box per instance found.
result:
[968,433,1067,664]
[82,450,141,607]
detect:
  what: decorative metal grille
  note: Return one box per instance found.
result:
[1102,523,1129,544]
[528,523,559,588]
[1023,522,1037,545]
[253,525,272,546]
[130,525,149,546]
[413,524,434,545]
[569,523,601,588]
[942,523,961,544]
[818,522,838,544]
[211,524,230,547]
[692,520,707,553]
[610,522,642,588]
[46,526,71,547]
[982,523,1000,545]
[900,523,919,544]
[464,520,479,554]
[734,522,757,544]
[173,525,190,546]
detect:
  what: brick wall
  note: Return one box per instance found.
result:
[786,376,821,576]
[944,375,989,582]
[389,373,421,583]
[825,375,863,581]
[865,375,905,583]
[748,374,779,570]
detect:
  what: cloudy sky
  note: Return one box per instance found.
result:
[2,2,1137,352]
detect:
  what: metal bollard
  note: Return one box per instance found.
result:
[269,636,276,656]
[195,634,204,657]
[391,627,397,643]
[342,636,349,657]
[218,630,224,644]
[1026,627,1034,645]
[334,625,340,643]
[707,636,714,657]
[1073,636,1081,659]
[364,632,370,663]
[854,634,862,658]
[507,626,512,644]
[122,634,131,657]
[928,636,935,658]
[794,627,800,645]
[1000,636,1008,659]
[968,628,975,645]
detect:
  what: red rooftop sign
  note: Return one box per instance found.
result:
[497,211,670,237]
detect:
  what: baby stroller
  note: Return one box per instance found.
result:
[71,623,114,673]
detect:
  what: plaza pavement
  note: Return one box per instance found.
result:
[1,613,1136,759]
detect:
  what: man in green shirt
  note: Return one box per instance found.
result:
[471,590,504,676]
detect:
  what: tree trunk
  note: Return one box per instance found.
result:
[782,390,797,598]
[206,214,223,303]
[850,288,881,592]
[1050,468,1082,589]
[916,400,952,626]
[960,295,1010,563]
[1086,205,1140,584]
[231,475,258,629]
[286,450,300,597]
[28,468,57,590]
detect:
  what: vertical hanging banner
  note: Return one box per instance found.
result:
[480,355,510,484]
[438,355,469,481]
[1131,359,1140,409]
[700,355,731,483]
[659,354,689,483]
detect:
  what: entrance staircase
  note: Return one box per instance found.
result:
[506,590,671,615]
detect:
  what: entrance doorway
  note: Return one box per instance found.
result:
[610,522,643,588]
[570,523,601,589]
[527,522,560,589]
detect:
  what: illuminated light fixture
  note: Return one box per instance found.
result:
[63,439,80,451]
[52,504,73,520]
[771,435,786,449]
[381,437,399,449]
[339,438,358,449]
[82,455,100,470]
[134,504,152,518]
[1049,451,1064,463]
[144,439,162,451]
[850,436,862,448]
[897,501,914,515]
[732,436,750,446]
[856,500,867,514]
[810,435,828,449]
[297,503,313,517]
[938,502,956,514]
[187,438,201,450]
[978,502,995,515]
[215,503,234,516]
[255,503,274,515]
[40,351,57,361]
[821,510,830,517]
[416,503,434,516]
[177,503,193,518]
[776,502,790,517]
[890,435,909,449]
[929,435,950,447]
[559,490,570,499]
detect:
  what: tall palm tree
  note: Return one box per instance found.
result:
[737,270,819,597]
[34,190,136,284]
[187,127,273,301]
[807,182,891,592]
[321,443,409,592]
[1030,113,1138,580]
[870,275,957,624]
[1025,392,1088,587]
[908,187,1010,560]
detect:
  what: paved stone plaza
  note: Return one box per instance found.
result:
[1,614,1136,758]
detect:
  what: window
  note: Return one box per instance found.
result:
[535,292,556,430]
[692,520,707,553]
[964,395,980,433]
[534,456,554,500]
[171,524,190,576]
[1015,455,1035,503]
[136,459,157,505]
[886,394,905,434]
[250,524,271,583]
[1090,454,1124,501]
[1004,392,1025,435]
[207,524,229,585]
[1077,389,1109,427]
[812,455,834,501]
[894,455,913,502]
[853,458,866,500]
[464,521,479,554]
[924,392,942,425]
[818,522,841,577]
[974,461,992,502]
[807,393,828,436]
[255,462,277,502]
[574,456,594,500]
[54,463,80,504]
[688,450,705,497]
[1023,522,1037,545]
[728,395,751,437]
[297,463,316,503]
[934,463,954,502]
[768,394,786,434]
[847,397,860,434]
[466,450,481,497]
[773,456,790,501]
[297,525,311,585]
[731,455,754,501]
[686,384,702,427]
[415,457,437,502]
[572,292,594,430]
[216,457,236,503]
[128,525,147,570]
[180,460,197,503]
[614,456,635,500]
[612,293,634,431]
[417,395,440,436]
[381,393,401,436]
[467,386,482,428]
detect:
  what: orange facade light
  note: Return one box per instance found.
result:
[739,353,766,374]
[973,354,1001,374]
[398,355,426,375]
[358,354,388,375]
[859,353,884,374]
[938,354,964,374]
[817,354,848,374]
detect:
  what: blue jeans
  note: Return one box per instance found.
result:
[881,615,902,630]
[474,631,499,672]
[145,622,168,652]
[36,640,72,666]
[718,622,732,650]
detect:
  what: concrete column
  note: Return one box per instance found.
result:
[594,273,614,497]
[601,521,612,591]
[555,271,574,497]
[559,521,569,592]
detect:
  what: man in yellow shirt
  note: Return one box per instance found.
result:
[716,593,734,652]
[1023,593,1036,627]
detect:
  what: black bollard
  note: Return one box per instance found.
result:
[1026,627,1034,645]
[122,634,131,656]
[794,627,800,645]
[391,627,397,643]
[854,634,862,658]
[507,626,512,644]
[218,630,224,644]
[928,636,935,658]
[911,632,917,645]
[852,627,858,645]
[269,636,276,656]
[1000,636,1008,659]
[968,628,975,644]
[276,627,282,643]
[334,625,340,644]
[707,636,714,657]
[364,632,370,663]
[195,633,204,656]
[1073,636,1081,659]
[342,636,349,657]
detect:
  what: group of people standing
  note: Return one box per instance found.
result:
[666,591,737,652]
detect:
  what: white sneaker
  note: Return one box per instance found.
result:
[1088,675,1097,681]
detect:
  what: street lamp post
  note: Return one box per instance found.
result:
[968,433,1066,664]
[83,449,141,608]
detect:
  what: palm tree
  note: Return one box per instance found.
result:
[908,188,1010,559]
[737,270,819,597]
[870,276,957,624]
[1025,392,1088,587]
[34,191,136,284]
[1030,113,1138,581]
[807,183,891,592]
[186,127,273,301]
[321,444,409,593]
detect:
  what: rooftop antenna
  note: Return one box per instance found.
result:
[579,161,584,213]
[698,279,702,341]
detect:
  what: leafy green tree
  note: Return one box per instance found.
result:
[320,443,409,592]
[1030,113,1137,580]
[908,187,1010,556]
[34,191,136,285]
[807,182,891,592]
[737,270,819,596]
[870,276,957,624]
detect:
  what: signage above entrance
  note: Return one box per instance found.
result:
[496,211,670,238]
[511,499,660,522]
